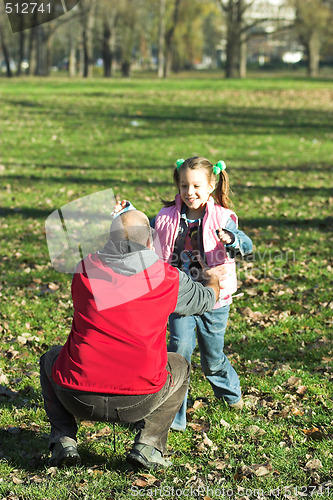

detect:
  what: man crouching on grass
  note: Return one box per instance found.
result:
[40,208,221,469]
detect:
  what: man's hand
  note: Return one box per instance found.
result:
[190,253,222,302]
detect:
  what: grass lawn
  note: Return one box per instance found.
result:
[0,72,332,499]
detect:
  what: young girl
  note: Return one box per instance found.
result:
[153,156,253,431]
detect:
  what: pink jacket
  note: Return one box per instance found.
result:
[154,195,238,306]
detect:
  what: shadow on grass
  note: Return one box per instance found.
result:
[1,205,332,232]
[0,173,172,189]
[6,160,333,174]
[0,425,139,473]
[241,216,333,232]
[5,100,333,140]
[0,427,46,471]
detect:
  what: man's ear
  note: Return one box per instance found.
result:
[147,238,154,250]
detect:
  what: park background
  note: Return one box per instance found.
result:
[0,1,333,499]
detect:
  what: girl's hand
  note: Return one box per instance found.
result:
[216,228,233,245]
[111,199,129,217]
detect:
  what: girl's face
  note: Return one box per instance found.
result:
[179,167,215,215]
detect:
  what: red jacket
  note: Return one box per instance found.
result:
[52,253,180,394]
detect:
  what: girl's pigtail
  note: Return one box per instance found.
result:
[214,170,232,208]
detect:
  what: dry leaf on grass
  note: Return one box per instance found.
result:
[220,418,231,429]
[304,458,322,471]
[188,421,210,432]
[302,427,326,441]
[132,473,160,488]
[245,425,266,436]
[192,399,209,410]
[235,461,274,480]
[287,376,302,387]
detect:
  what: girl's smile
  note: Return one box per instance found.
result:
[179,168,215,218]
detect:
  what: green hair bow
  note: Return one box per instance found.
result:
[176,158,185,169]
[213,160,226,175]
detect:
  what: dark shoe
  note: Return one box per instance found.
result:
[49,442,81,467]
[126,443,172,469]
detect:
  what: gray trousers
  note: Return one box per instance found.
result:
[39,346,190,455]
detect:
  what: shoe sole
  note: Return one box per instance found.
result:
[126,450,169,470]
[49,453,81,467]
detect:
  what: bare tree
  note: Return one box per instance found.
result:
[96,0,119,77]
[216,0,268,78]
[291,0,333,77]
[157,0,166,77]
[163,0,183,77]
[216,0,284,78]
[79,0,97,77]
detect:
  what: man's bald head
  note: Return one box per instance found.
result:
[110,210,152,247]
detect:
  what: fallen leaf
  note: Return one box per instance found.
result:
[245,425,266,436]
[215,460,227,470]
[12,476,24,485]
[132,478,148,488]
[188,421,210,432]
[304,458,322,470]
[254,466,271,477]
[0,369,8,384]
[296,385,308,396]
[235,465,255,479]
[48,282,60,291]
[302,427,325,441]
[202,432,214,447]
[192,399,208,410]
[185,463,198,474]
[136,473,159,485]
[220,418,231,429]
[46,466,58,476]
[291,407,304,416]
[17,335,27,345]
[287,376,301,387]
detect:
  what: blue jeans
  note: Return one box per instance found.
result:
[168,305,241,430]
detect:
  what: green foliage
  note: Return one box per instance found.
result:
[0,73,332,499]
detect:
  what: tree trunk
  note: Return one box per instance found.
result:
[45,30,54,75]
[163,0,182,78]
[157,0,166,78]
[80,0,96,78]
[121,60,131,77]
[35,26,47,75]
[224,0,240,78]
[102,20,115,77]
[308,33,320,77]
[0,19,12,77]
[239,35,247,78]
[17,31,25,76]
[69,32,77,77]
[28,29,37,75]
[225,33,239,78]
[82,28,93,77]
[164,45,173,77]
